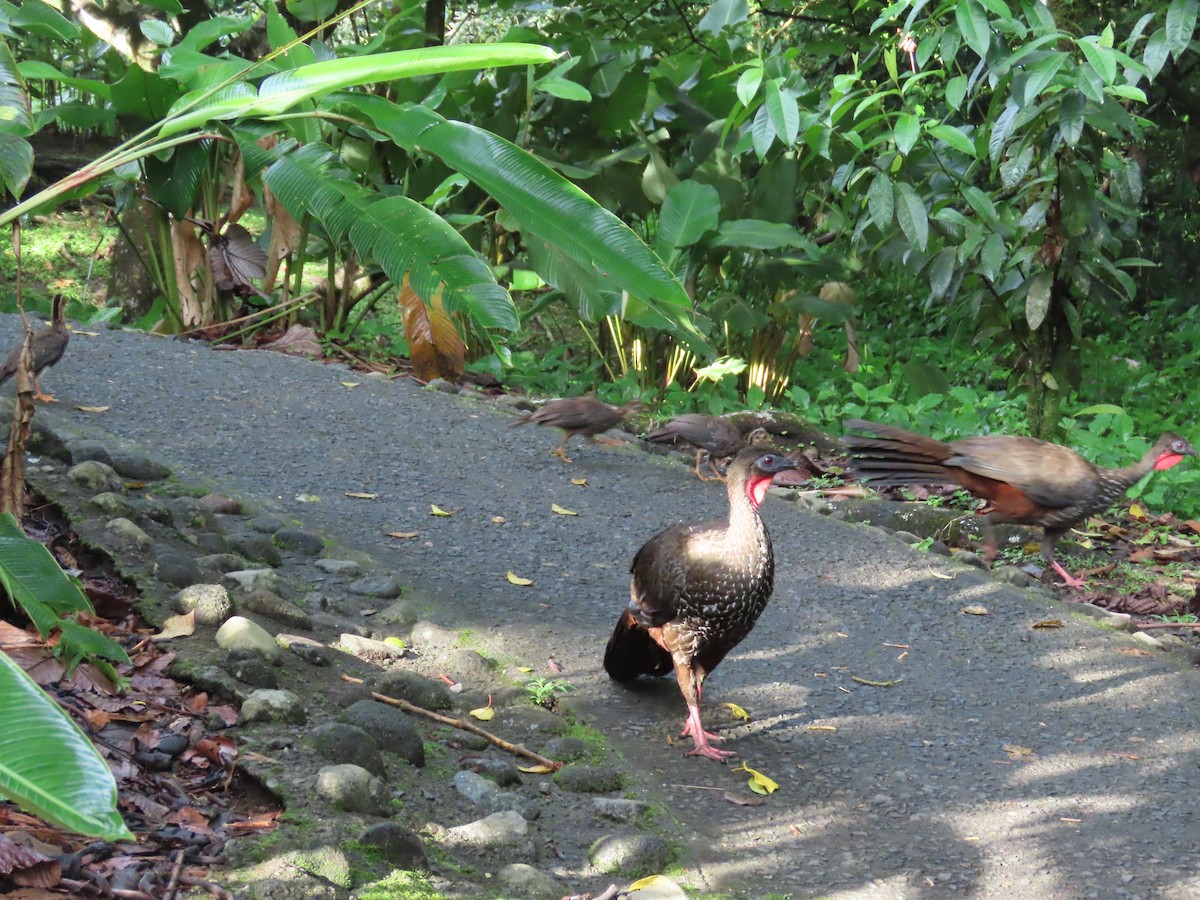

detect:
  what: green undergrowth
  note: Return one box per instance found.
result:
[356,870,449,900]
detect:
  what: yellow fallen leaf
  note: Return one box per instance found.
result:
[960,605,990,616]
[1129,503,1147,521]
[516,666,534,673]
[296,494,321,503]
[723,702,751,721]
[507,571,533,586]
[628,875,683,891]
[551,503,578,516]
[151,611,195,642]
[384,637,406,649]
[806,724,837,731]
[851,676,904,687]
[492,516,506,524]
[431,504,452,516]
[1032,619,1063,629]
[73,404,110,413]
[571,478,587,486]
[386,531,419,539]
[71,330,99,336]
[469,707,495,721]
[740,762,778,795]
[518,764,555,774]
[341,381,359,387]
[1003,744,1035,758]
[345,491,378,500]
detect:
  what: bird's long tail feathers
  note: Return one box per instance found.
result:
[509,413,533,428]
[603,609,671,682]
[842,420,955,486]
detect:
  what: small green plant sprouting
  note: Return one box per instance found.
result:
[525,677,573,709]
[909,536,935,552]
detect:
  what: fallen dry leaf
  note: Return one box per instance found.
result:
[571,478,587,486]
[492,516,506,524]
[740,762,778,795]
[386,531,419,539]
[73,404,110,413]
[430,504,452,516]
[551,503,578,516]
[1002,744,1035,759]
[1032,619,1063,629]
[345,491,378,500]
[468,707,495,721]
[295,494,320,503]
[628,874,685,891]
[851,676,904,687]
[518,764,555,774]
[151,611,195,642]
[723,702,751,721]
[961,605,991,616]
[722,790,766,807]
[506,571,533,586]
[805,724,837,732]
[341,381,359,387]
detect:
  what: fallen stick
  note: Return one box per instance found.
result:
[340,674,565,772]
[1130,621,1200,629]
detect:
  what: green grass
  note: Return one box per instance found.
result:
[355,871,450,900]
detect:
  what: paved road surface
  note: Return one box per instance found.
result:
[21,318,1200,899]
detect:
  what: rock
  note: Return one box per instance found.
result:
[370,670,452,711]
[225,569,280,592]
[66,440,114,466]
[462,757,522,787]
[249,515,285,534]
[214,615,281,663]
[108,450,172,481]
[453,770,504,808]
[992,565,1037,589]
[89,492,132,516]
[953,549,986,570]
[277,634,333,666]
[168,497,220,532]
[104,518,150,549]
[503,704,570,738]
[241,689,306,725]
[554,764,624,794]
[445,647,499,683]
[177,584,234,626]
[347,576,403,599]
[196,553,252,576]
[342,700,425,767]
[229,533,283,567]
[357,822,428,870]
[374,597,421,629]
[541,737,591,764]
[335,634,407,664]
[589,831,672,877]
[446,810,529,848]
[313,559,361,576]
[199,493,243,515]
[224,650,278,689]
[308,723,385,777]
[424,377,460,394]
[273,528,325,556]
[234,847,352,897]
[184,665,245,703]
[153,549,203,588]
[409,620,459,658]
[241,589,312,630]
[495,863,567,900]
[315,764,391,816]
[592,797,649,822]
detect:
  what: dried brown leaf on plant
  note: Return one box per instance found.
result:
[399,275,465,382]
[261,324,322,358]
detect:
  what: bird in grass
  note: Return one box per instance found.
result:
[604,447,797,760]
[644,414,770,481]
[842,419,1196,588]
[511,396,644,462]
[0,294,69,403]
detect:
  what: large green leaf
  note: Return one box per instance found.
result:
[955,0,991,58]
[0,650,131,839]
[658,180,720,252]
[526,234,623,322]
[350,97,706,350]
[160,43,559,137]
[1166,0,1199,59]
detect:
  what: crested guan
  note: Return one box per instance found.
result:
[842,419,1196,587]
[644,414,769,481]
[511,396,644,462]
[0,294,69,403]
[604,447,797,760]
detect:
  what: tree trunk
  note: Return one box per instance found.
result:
[1022,280,1077,441]
[424,0,445,45]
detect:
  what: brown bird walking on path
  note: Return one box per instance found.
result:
[644,414,769,481]
[511,396,644,462]
[842,419,1196,588]
[604,447,797,760]
[0,294,69,403]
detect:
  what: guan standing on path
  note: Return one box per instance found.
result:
[0,294,69,403]
[603,447,798,761]
[511,396,644,463]
[644,414,769,482]
[842,419,1196,588]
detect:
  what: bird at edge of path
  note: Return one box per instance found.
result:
[841,418,1196,589]
[603,446,798,761]
[0,294,69,403]
[510,396,645,463]
[644,413,771,481]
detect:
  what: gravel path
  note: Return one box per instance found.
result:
[24,319,1200,899]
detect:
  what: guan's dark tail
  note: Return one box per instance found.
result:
[842,419,956,486]
[603,609,672,682]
